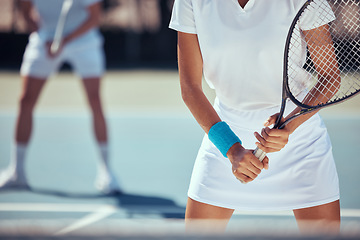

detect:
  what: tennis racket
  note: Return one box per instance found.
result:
[50,0,73,55]
[254,0,360,161]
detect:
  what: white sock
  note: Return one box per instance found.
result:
[95,142,121,192]
[11,143,28,181]
[97,142,110,173]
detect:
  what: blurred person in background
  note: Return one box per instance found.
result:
[0,0,122,194]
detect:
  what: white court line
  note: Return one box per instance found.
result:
[54,205,117,236]
[0,203,360,217]
[342,209,360,218]
[0,203,111,212]
[234,209,360,217]
[0,203,184,214]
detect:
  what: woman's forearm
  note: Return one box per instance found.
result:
[177,32,221,133]
[20,1,38,32]
[181,83,221,133]
[283,107,319,134]
[63,2,101,44]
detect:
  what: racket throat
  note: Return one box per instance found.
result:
[274,98,287,129]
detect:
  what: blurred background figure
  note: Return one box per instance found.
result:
[0,0,177,194]
[0,0,176,68]
[0,0,122,194]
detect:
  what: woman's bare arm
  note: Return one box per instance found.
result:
[19,1,38,32]
[62,1,102,45]
[178,32,266,183]
[48,1,102,56]
[178,32,221,133]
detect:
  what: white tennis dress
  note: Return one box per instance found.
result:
[169,0,340,211]
[20,0,104,79]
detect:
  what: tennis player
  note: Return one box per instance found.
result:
[169,0,340,233]
[0,0,121,194]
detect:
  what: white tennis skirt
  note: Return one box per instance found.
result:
[188,98,340,211]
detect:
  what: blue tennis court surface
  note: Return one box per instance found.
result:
[0,71,359,237]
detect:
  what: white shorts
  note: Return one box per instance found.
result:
[20,32,105,79]
[188,98,340,211]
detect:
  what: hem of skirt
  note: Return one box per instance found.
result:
[20,70,104,80]
[188,193,340,211]
[20,70,50,80]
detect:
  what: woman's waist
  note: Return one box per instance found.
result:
[214,98,298,131]
[31,29,102,44]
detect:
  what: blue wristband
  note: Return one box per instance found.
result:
[208,121,242,158]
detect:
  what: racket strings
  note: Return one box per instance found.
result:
[287,0,360,107]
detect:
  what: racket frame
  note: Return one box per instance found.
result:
[50,0,73,55]
[254,0,360,160]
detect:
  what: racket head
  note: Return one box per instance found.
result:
[254,0,360,159]
[281,0,360,127]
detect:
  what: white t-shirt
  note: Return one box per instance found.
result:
[169,0,334,111]
[23,0,102,44]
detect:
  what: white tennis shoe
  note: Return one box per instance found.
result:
[95,168,122,195]
[0,168,30,190]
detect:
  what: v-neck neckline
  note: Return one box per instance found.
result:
[236,0,255,12]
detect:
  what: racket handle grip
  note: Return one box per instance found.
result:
[50,42,60,55]
[253,147,266,162]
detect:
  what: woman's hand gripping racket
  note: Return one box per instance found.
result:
[254,0,360,161]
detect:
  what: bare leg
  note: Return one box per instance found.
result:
[81,77,107,143]
[293,200,340,235]
[185,197,234,233]
[81,77,121,194]
[16,76,47,143]
[0,76,46,189]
